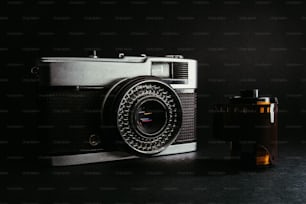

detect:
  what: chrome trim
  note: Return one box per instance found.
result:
[39,56,197,89]
[51,142,196,166]
[174,88,195,93]
[156,142,196,156]
[270,103,275,124]
[41,56,148,63]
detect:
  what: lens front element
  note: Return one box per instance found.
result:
[134,99,167,136]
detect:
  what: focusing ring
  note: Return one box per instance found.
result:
[116,79,182,155]
[102,76,182,155]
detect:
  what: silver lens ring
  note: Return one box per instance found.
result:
[116,79,182,155]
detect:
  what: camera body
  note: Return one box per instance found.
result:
[37,54,197,166]
[213,89,278,167]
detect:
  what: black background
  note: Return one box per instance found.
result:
[1,0,306,203]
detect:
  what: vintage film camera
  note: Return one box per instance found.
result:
[36,53,197,166]
[213,89,278,167]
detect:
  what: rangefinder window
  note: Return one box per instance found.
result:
[151,63,170,78]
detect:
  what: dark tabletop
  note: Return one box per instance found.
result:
[1,142,306,204]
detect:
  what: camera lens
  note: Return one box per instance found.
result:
[134,99,167,136]
[102,76,182,155]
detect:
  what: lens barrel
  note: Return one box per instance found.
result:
[102,76,183,155]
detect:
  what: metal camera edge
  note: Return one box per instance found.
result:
[39,54,197,90]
